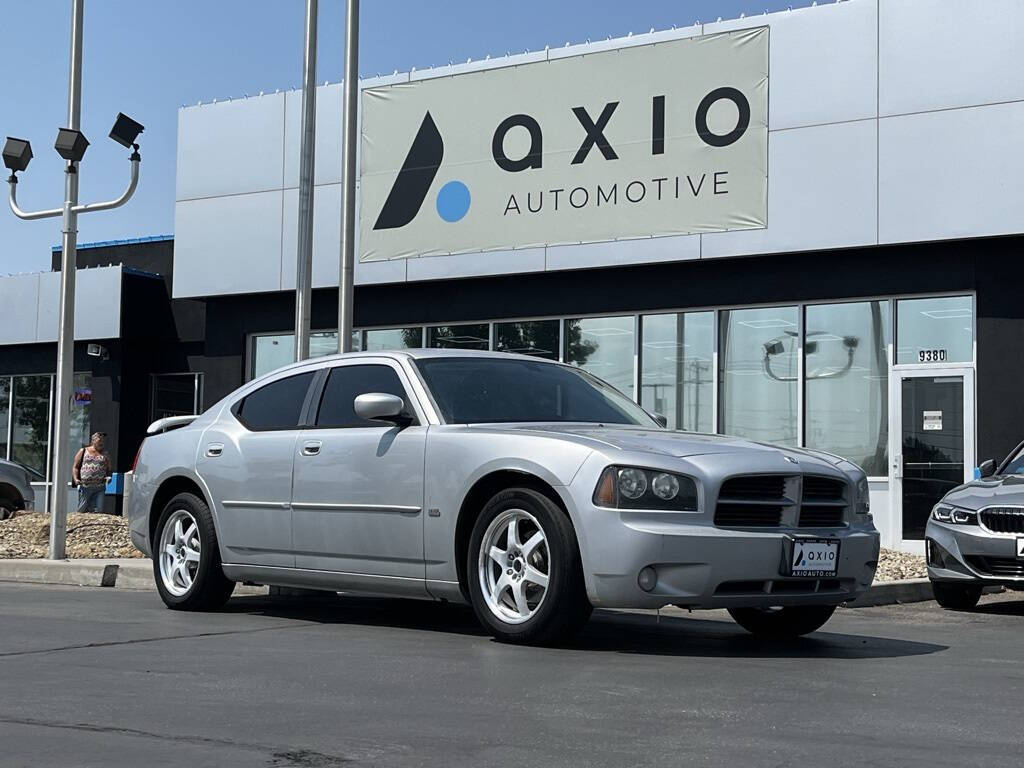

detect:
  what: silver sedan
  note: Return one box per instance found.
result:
[126,350,879,644]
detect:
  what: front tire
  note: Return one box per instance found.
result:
[467,487,591,645]
[931,581,982,611]
[728,605,837,638]
[153,492,234,611]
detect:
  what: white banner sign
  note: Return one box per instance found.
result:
[359,27,768,262]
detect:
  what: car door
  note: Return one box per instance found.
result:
[196,369,316,568]
[291,360,427,589]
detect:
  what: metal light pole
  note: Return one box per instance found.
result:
[294,0,318,362]
[338,0,359,353]
[5,0,142,559]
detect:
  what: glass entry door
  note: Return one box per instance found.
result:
[894,372,974,541]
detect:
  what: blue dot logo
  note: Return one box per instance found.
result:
[436,180,470,222]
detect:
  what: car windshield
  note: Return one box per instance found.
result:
[1001,445,1024,475]
[415,356,656,426]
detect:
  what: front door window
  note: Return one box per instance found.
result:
[900,376,965,539]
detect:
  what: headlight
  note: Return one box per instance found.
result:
[854,476,871,517]
[931,504,977,525]
[594,466,698,511]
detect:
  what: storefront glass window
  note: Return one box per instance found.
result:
[719,306,799,445]
[564,316,636,399]
[805,301,890,476]
[251,331,356,379]
[896,295,973,365]
[364,327,423,351]
[11,375,52,477]
[69,373,93,460]
[494,320,560,360]
[427,324,489,350]
[640,312,713,432]
[0,378,9,460]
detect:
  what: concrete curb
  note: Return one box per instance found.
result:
[0,557,267,595]
[846,578,933,607]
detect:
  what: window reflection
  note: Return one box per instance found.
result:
[427,324,489,350]
[364,327,423,351]
[564,316,635,398]
[12,375,52,477]
[494,320,559,360]
[641,312,713,432]
[805,301,890,475]
[896,295,973,365]
[0,378,8,460]
[719,307,799,445]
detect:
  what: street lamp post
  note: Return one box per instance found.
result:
[3,0,144,560]
[338,0,359,353]
[294,0,318,362]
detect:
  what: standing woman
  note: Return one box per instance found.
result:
[73,432,111,514]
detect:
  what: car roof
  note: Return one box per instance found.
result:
[255,348,561,381]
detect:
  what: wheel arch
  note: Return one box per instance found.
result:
[148,475,210,552]
[453,469,575,601]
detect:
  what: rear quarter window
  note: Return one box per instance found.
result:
[233,372,315,431]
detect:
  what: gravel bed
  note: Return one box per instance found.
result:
[0,512,143,559]
[877,547,927,581]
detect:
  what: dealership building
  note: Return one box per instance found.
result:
[2,0,1022,551]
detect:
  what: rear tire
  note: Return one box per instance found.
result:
[931,581,982,611]
[467,487,591,645]
[153,492,234,611]
[728,605,836,638]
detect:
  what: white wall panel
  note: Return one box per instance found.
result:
[701,119,877,259]
[406,248,545,282]
[283,84,344,188]
[880,0,1024,116]
[704,0,878,130]
[354,258,407,286]
[546,234,699,272]
[176,94,285,201]
[0,274,40,344]
[35,267,121,342]
[879,101,1024,243]
[281,184,345,290]
[173,192,284,298]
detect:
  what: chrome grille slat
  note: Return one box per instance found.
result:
[979,508,1024,534]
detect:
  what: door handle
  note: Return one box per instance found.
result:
[206,443,224,458]
[302,440,322,456]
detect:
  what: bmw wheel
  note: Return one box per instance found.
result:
[467,487,591,645]
[727,605,837,638]
[153,492,234,611]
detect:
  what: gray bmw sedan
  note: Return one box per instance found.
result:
[926,441,1024,610]
[126,350,879,644]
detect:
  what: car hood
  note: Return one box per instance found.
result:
[471,423,845,466]
[943,474,1024,510]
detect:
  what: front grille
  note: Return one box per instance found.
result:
[715,475,789,527]
[798,475,847,528]
[966,556,1024,578]
[980,508,1024,534]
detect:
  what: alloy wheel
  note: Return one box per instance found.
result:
[478,508,550,624]
[159,509,201,597]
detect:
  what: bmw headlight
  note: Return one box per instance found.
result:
[594,466,698,511]
[931,504,977,525]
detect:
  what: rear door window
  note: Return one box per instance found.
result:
[234,372,315,431]
[315,365,414,428]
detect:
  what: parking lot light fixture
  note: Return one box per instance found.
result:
[109,112,144,149]
[54,127,89,162]
[2,137,32,174]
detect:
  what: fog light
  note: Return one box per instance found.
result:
[638,566,657,592]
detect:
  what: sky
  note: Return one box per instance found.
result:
[0,0,817,275]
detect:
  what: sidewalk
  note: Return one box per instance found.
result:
[0,558,933,606]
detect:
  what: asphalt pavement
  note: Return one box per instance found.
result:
[1,583,1022,768]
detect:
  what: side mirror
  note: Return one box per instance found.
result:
[648,411,669,429]
[977,459,997,479]
[354,393,410,425]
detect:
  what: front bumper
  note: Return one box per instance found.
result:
[926,519,1024,587]
[577,506,880,609]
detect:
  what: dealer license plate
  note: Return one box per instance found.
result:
[1016,538,1024,559]
[790,538,840,577]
